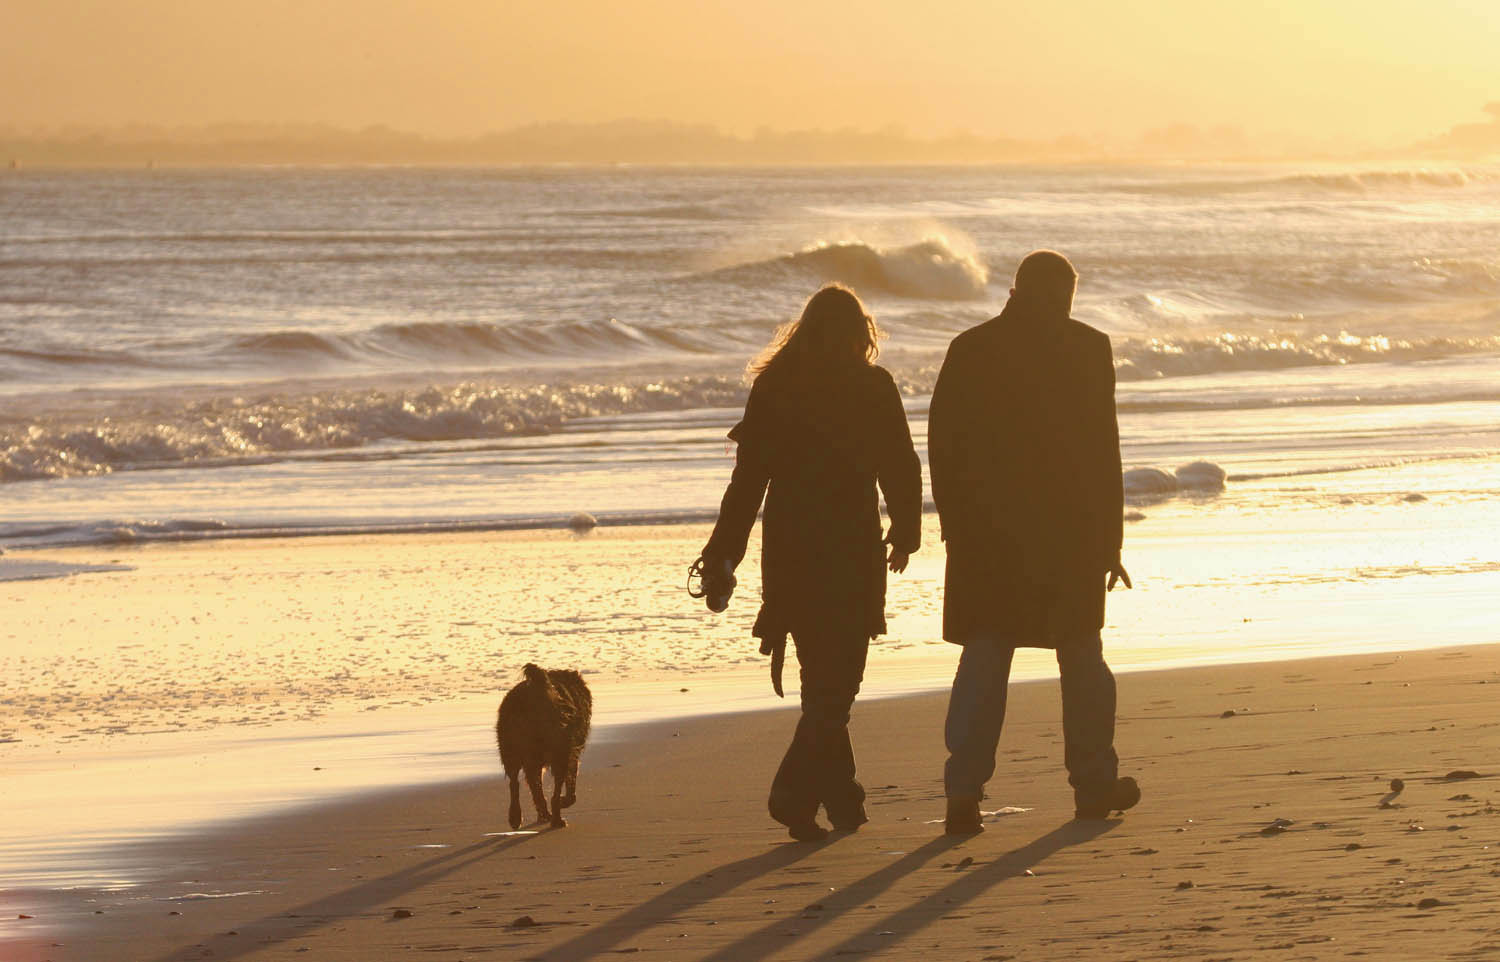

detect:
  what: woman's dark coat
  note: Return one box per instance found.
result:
[704,362,922,652]
[928,297,1123,647]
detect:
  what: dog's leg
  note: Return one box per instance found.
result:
[561,750,579,809]
[507,772,523,830]
[549,766,567,828]
[524,765,551,824]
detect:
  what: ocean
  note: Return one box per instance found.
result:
[3,164,1500,545]
[3,164,1499,893]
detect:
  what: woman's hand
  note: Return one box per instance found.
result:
[887,545,911,574]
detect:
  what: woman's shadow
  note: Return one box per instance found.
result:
[533,834,848,960]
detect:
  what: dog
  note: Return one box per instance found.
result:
[496,663,592,829]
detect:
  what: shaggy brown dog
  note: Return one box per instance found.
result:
[496,664,592,829]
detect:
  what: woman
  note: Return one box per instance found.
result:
[701,284,922,841]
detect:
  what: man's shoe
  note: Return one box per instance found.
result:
[944,797,984,835]
[1074,776,1141,820]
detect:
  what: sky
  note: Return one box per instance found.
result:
[2,0,1496,148]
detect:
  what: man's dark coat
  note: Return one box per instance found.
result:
[704,362,922,646]
[929,297,1123,646]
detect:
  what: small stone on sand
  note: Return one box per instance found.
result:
[1390,778,1404,792]
[510,914,538,928]
[391,909,412,919]
[567,513,598,531]
[1445,770,1481,780]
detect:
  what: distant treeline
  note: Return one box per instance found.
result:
[0,121,1126,166]
[2,110,1496,167]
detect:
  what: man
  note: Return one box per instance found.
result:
[929,249,1139,835]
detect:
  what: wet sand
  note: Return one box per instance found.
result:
[15,643,1500,962]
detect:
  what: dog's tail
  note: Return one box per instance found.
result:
[522,663,549,687]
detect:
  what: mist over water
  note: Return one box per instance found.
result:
[2,164,1499,542]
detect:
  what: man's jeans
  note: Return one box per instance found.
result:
[943,633,1119,800]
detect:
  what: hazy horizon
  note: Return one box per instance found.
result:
[4,109,1498,167]
[4,0,1498,159]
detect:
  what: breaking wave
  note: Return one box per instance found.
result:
[1111,331,1500,380]
[0,376,753,482]
[7,325,1500,483]
[237,317,744,361]
[710,237,991,300]
[0,318,757,378]
[1113,167,1496,196]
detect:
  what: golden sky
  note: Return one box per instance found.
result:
[2,0,1495,146]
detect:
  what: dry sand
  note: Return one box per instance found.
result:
[12,644,1500,962]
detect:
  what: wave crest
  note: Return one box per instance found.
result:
[1115,167,1494,196]
[1113,331,1500,380]
[714,237,990,300]
[0,376,752,482]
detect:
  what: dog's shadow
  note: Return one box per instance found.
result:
[151,833,536,962]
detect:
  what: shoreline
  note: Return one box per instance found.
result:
[6,512,1500,903]
[9,643,1499,961]
[4,636,1492,895]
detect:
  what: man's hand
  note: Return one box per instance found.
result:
[1107,561,1132,591]
[887,545,911,574]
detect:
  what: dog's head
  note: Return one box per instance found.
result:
[514,663,563,717]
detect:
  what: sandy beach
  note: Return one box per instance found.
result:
[5,22,1500,962]
[5,640,1496,961]
[7,163,1500,961]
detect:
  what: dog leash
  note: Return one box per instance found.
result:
[690,556,780,695]
[760,635,786,698]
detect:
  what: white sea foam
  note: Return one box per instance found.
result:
[7,336,1500,484]
[0,558,130,582]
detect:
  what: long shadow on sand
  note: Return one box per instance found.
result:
[533,834,844,961]
[152,832,538,962]
[693,832,968,962]
[821,818,1116,959]
[694,818,1114,962]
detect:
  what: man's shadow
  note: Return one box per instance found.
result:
[536,832,891,961]
[691,818,1113,962]
[692,832,968,962]
[153,833,537,962]
[819,819,1116,959]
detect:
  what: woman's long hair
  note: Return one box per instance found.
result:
[749,284,884,380]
